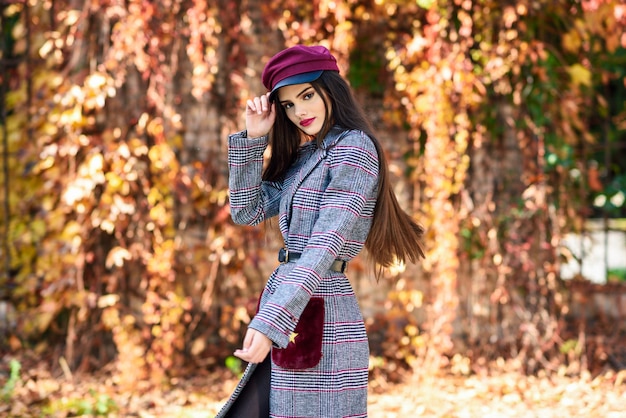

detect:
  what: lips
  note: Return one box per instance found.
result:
[300,118,315,127]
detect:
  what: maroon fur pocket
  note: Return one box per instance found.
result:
[272,297,324,370]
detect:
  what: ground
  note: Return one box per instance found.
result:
[2,356,625,417]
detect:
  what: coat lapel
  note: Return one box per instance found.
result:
[281,128,348,230]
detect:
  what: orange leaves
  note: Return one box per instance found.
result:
[185,2,220,99]
[83,73,116,110]
[3,0,623,391]
[147,239,175,275]
[109,8,151,74]
[0,0,232,385]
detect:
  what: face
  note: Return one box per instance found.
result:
[277,83,330,137]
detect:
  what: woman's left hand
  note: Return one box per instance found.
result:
[234,328,272,363]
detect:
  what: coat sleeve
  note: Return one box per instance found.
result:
[228,131,282,225]
[249,130,380,348]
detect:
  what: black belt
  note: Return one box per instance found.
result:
[278,248,348,273]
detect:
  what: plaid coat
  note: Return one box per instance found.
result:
[227,126,379,418]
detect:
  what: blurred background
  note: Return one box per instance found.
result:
[0,0,625,416]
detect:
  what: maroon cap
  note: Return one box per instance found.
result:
[262,45,339,93]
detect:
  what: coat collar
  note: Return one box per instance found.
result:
[281,127,351,236]
[290,126,348,193]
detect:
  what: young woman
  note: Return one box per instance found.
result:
[219,45,424,418]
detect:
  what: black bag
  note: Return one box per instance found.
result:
[215,355,271,418]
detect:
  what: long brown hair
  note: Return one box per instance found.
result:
[264,71,425,268]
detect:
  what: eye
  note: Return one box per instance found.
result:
[303,92,314,100]
[282,102,293,110]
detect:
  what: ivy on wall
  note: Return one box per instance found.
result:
[0,0,624,382]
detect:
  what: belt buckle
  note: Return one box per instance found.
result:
[278,247,289,263]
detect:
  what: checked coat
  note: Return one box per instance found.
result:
[226,126,379,418]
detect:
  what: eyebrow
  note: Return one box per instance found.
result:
[279,86,313,104]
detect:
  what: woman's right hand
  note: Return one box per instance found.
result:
[246,92,276,138]
[234,327,272,364]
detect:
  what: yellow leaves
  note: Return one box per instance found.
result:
[567,63,592,87]
[38,37,55,59]
[8,219,39,247]
[105,172,130,195]
[35,248,62,282]
[3,2,22,17]
[149,204,170,226]
[2,112,26,141]
[84,152,104,176]
[502,6,519,29]
[456,10,473,38]
[112,195,136,215]
[83,73,116,110]
[413,91,434,116]
[62,153,106,206]
[169,133,183,150]
[146,118,165,139]
[39,122,60,138]
[128,137,149,157]
[1,2,229,381]
[5,84,28,110]
[147,188,163,207]
[484,56,511,84]
[387,259,407,276]
[32,70,64,98]
[44,205,65,231]
[147,239,175,275]
[57,104,85,128]
[416,0,435,10]
[148,143,178,172]
[60,221,83,253]
[10,20,27,55]
[562,28,583,54]
[100,220,115,234]
[100,308,120,333]
[57,10,81,27]
[106,247,132,269]
[21,299,62,335]
[61,221,81,240]
[562,7,622,54]
[33,312,56,336]
[388,289,424,313]
[404,35,428,57]
[30,219,47,242]
[98,294,120,309]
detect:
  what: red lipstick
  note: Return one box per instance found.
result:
[300,118,315,127]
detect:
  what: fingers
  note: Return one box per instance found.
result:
[242,329,253,351]
[246,92,272,115]
[233,329,253,358]
[245,93,276,138]
[234,329,272,364]
[234,333,260,363]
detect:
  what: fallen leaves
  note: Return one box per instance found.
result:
[2,353,625,417]
[367,369,626,418]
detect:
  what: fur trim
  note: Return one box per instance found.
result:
[272,297,324,369]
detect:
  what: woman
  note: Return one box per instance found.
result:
[219,45,424,418]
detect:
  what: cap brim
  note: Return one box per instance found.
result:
[270,70,323,97]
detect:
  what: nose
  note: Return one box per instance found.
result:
[294,104,306,117]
